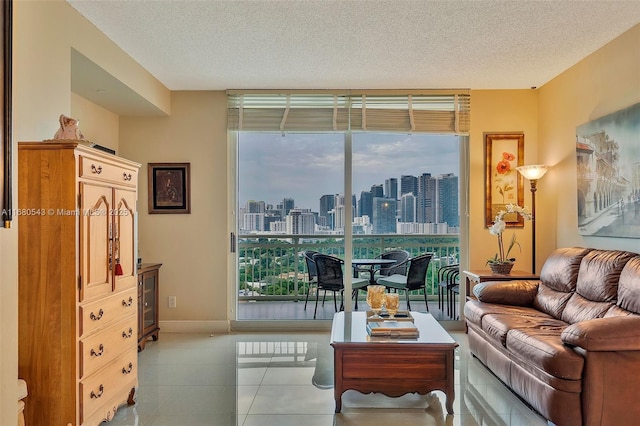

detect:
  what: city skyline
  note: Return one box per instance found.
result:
[239,132,460,210]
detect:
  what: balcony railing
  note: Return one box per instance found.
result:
[238,233,459,301]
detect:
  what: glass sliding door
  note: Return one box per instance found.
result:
[236,132,345,320]
[351,133,461,321]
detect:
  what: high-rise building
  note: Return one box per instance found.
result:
[246,200,266,213]
[373,197,397,234]
[371,184,384,199]
[437,173,459,227]
[359,191,373,220]
[279,198,295,218]
[400,193,416,223]
[243,213,265,232]
[417,173,437,223]
[264,209,282,232]
[286,209,315,234]
[319,194,335,228]
[385,178,398,200]
[400,175,418,196]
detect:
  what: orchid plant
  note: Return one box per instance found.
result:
[487,204,532,265]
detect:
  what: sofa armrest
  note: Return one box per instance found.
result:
[561,317,640,351]
[473,280,539,306]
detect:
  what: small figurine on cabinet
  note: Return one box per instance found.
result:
[53,114,86,140]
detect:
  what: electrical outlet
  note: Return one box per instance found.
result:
[168,296,177,308]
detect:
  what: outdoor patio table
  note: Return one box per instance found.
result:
[351,258,397,285]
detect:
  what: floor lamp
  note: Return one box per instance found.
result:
[516,164,549,274]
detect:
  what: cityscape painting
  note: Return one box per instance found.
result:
[576,102,640,238]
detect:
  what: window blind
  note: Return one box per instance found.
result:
[227,90,470,135]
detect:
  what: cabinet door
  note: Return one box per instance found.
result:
[142,269,158,333]
[114,188,137,292]
[80,183,113,301]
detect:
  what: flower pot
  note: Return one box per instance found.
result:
[489,262,514,275]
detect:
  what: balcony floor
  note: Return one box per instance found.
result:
[238,295,459,321]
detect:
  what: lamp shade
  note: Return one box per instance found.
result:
[517,164,549,180]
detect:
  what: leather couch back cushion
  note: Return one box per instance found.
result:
[561,293,613,323]
[575,250,635,302]
[539,247,592,292]
[616,256,640,314]
[533,284,572,319]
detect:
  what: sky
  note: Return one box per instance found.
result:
[238,132,460,211]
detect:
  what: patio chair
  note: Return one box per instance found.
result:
[312,254,368,318]
[437,264,460,319]
[303,250,320,311]
[376,253,434,311]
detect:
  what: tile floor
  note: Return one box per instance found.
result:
[104,328,548,426]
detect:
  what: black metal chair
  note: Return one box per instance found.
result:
[303,250,320,312]
[377,253,434,311]
[437,264,460,319]
[312,254,368,318]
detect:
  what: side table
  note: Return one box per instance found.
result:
[463,269,539,300]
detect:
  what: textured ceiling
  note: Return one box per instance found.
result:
[67,0,640,93]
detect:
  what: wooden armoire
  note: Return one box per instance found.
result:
[18,141,140,425]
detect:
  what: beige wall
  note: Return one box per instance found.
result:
[468,90,539,272]
[119,91,230,332]
[71,93,120,151]
[538,23,640,254]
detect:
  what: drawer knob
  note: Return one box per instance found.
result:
[90,384,104,399]
[122,328,134,339]
[91,164,102,174]
[122,297,134,307]
[123,172,132,181]
[122,362,134,375]
[89,309,104,321]
[90,344,104,357]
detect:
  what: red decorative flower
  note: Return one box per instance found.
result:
[502,152,515,161]
[496,160,511,174]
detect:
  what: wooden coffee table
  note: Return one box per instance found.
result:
[330,311,458,413]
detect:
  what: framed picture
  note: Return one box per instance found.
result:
[485,133,524,228]
[148,163,191,214]
[1,0,12,228]
[576,102,640,238]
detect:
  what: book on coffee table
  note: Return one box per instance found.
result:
[366,320,420,338]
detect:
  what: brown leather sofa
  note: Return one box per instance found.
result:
[464,247,640,426]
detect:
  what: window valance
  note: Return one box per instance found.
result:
[227,90,470,135]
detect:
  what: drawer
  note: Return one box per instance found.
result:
[79,155,137,187]
[80,347,138,424]
[80,315,137,379]
[79,288,137,338]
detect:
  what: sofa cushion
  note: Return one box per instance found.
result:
[539,247,592,293]
[473,279,539,306]
[604,305,639,317]
[533,283,573,319]
[575,249,635,302]
[464,299,548,328]
[482,313,566,347]
[562,293,614,324]
[506,328,584,380]
[560,250,636,324]
[616,256,640,314]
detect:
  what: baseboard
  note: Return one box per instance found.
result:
[158,320,230,334]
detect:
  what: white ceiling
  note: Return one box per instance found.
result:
[67,0,640,112]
